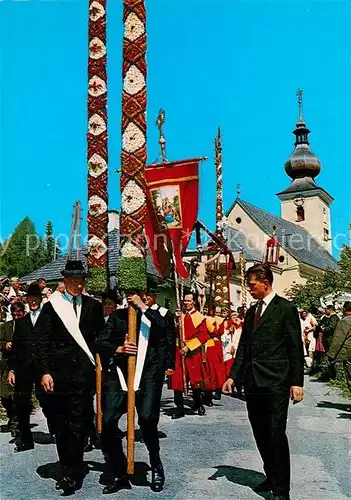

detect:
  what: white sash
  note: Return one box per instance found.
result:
[49,291,96,366]
[116,313,151,392]
[151,303,168,317]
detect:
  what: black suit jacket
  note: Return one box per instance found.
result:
[35,295,105,390]
[230,295,304,388]
[96,305,176,389]
[8,314,41,374]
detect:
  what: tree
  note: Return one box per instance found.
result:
[43,220,60,262]
[0,217,42,277]
[286,245,351,311]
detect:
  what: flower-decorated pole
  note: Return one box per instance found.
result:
[118,0,148,290]
[86,0,109,292]
[215,127,223,238]
[213,127,228,308]
[119,0,148,475]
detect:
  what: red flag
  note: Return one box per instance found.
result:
[145,158,200,279]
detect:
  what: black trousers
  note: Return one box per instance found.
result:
[50,381,94,480]
[101,373,163,478]
[245,385,290,497]
[14,367,55,444]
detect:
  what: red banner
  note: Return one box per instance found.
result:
[145,159,200,279]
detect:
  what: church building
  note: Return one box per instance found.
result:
[224,91,338,309]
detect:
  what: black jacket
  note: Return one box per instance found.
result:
[35,295,105,389]
[231,295,304,388]
[8,314,41,373]
[96,305,176,388]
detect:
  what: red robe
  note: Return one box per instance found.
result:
[203,316,226,390]
[168,310,210,391]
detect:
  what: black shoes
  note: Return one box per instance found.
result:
[55,476,78,496]
[103,476,132,494]
[198,405,206,416]
[253,478,272,492]
[151,463,165,492]
[171,407,185,419]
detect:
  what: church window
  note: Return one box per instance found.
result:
[236,217,242,224]
[323,228,329,241]
[296,206,305,222]
[278,255,285,263]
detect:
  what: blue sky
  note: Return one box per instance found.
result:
[1,0,350,257]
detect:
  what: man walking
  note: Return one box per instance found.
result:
[327,301,351,392]
[36,260,105,495]
[223,264,304,500]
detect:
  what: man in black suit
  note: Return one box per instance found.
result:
[223,264,304,500]
[96,287,176,495]
[7,283,54,452]
[37,260,105,495]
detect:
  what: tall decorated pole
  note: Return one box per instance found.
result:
[86,0,109,292]
[213,127,229,309]
[215,127,223,238]
[119,0,148,475]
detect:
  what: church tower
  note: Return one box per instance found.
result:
[276,90,333,253]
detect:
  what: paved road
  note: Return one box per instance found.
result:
[1,377,350,500]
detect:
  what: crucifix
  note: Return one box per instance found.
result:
[156,109,167,162]
[296,88,304,120]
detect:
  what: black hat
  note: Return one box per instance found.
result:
[147,286,160,294]
[102,290,121,304]
[61,260,87,278]
[27,283,42,297]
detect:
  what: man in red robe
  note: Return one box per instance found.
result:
[168,292,210,417]
[203,312,227,405]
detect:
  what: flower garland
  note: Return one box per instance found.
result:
[86,0,109,292]
[118,0,147,291]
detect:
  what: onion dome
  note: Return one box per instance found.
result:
[284,89,321,180]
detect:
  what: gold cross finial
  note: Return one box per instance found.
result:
[236,184,241,198]
[156,109,167,162]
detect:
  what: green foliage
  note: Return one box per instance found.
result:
[286,245,351,310]
[118,257,147,291]
[86,266,108,293]
[0,217,42,277]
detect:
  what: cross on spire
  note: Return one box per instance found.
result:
[296,88,304,121]
[236,184,241,198]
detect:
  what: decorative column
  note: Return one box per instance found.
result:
[118,0,148,291]
[213,127,228,308]
[86,0,109,291]
[215,127,223,238]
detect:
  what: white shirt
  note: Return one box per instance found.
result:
[256,291,276,317]
[30,308,41,326]
[63,292,82,322]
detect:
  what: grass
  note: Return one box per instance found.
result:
[328,378,351,399]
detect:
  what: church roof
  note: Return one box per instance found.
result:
[223,226,263,262]
[229,199,338,271]
[19,229,163,284]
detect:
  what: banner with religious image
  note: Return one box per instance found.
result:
[145,158,201,279]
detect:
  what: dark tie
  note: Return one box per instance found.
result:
[72,296,78,316]
[253,300,263,329]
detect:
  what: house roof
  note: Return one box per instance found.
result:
[19,229,164,284]
[227,199,338,271]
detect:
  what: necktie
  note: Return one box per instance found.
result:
[31,311,36,326]
[253,300,263,329]
[72,296,78,317]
